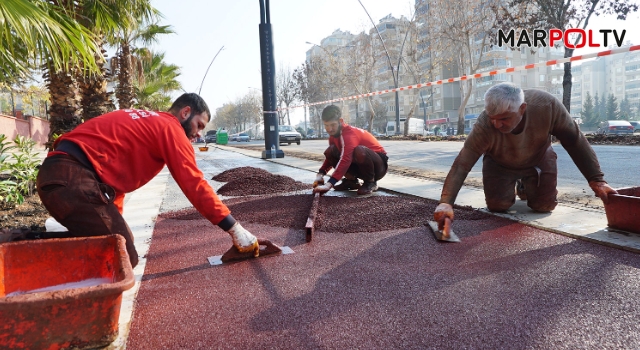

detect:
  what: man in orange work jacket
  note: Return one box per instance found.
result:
[36,93,259,267]
[312,105,388,196]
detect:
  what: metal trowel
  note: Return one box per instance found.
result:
[207,239,293,266]
[427,217,460,243]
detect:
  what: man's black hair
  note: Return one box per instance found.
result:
[321,105,341,122]
[168,93,211,121]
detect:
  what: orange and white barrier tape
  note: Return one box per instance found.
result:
[269,44,639,112]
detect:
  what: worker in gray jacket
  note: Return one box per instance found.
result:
[433,82,617,230]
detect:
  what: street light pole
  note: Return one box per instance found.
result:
[258,0,283,159]
[357,0,416,135]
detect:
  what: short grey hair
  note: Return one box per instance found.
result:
[484,82,524,116]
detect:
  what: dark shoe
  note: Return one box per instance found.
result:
[334,178,361,191]
[515,179,527,200]
[357,181,378,195]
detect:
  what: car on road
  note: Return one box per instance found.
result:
[235,133,250,142]
[596,120,635,135]
[204,131,217,143]
[629,121,640,132]
[278,125,301,145]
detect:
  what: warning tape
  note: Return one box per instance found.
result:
[268,44,640,113]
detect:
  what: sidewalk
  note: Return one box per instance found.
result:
[112,144,640,348]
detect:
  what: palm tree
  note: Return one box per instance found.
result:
[41,0,156,148]
[0,0,100,85]
[78,0,158,121]
[133,50,182,111]
[111,20,174,109]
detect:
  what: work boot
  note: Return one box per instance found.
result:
[334,178,361,191]
[357,181,378,195]
[515,179,527,200]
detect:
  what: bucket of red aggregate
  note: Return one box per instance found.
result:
[0,234,135,349]
[604,186,640,234]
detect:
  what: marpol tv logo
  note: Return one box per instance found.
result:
[497,28,626,48]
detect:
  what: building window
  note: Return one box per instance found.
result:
[539,74,545,82]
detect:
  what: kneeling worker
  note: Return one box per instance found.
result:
[37,93,260,267]
[433,82,617,230]
[313,105,388,195]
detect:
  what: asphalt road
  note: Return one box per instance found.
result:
[238,139,640,202]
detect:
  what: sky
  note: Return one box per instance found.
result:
[149,0,639,126]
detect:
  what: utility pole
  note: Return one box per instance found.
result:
[258,0,283,159]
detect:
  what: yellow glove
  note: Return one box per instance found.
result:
[313,182,333,194]
[313,173,325,188]
[227,223,259,257]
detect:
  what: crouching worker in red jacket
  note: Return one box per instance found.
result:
[313,105,388,196]
[36,93,259,267]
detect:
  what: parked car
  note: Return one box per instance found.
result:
[629,121,640,132]
[596,120,634,135]
[278,125,302,145]
[204,131,217,143]
[236,133,250,142]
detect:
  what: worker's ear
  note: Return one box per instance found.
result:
[179,106,192,121]
[518,103,527,115]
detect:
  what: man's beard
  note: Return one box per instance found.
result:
[331,124,343,137]
[181,112,195,137]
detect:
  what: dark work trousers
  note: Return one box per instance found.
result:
[324,145,388,182]
[36,154,139,267]
[482,145,558,213]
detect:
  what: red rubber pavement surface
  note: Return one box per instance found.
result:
[126,210,640,349]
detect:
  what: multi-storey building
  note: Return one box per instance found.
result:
[571,46,640,123]
[304,0,635,133]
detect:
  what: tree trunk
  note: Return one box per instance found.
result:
[457,79,472,135]
[79,37,115,120]
[116,43,134,109]
[562,48,574,113]
[44,66,83,150]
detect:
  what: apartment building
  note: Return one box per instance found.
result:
[571,46,640,121]
[304,0,635,133]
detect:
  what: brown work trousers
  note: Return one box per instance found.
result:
[324,145,388,182]
[482,145,558,213]
[36,155,139,267]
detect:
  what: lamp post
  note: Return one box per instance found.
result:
[258,0,283,159]
[357,0,416,135]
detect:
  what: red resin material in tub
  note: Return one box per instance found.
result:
[0,235,134,349]
[605,187,640,234]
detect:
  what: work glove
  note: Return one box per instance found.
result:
[313,182,333,194]
[313,173,325,188]
[434,203,454,231]
[589,181,617,205]
[227,223,259,257]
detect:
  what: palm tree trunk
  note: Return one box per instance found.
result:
[116,43,134,109]
[79,36,115,120]
[44,66,83,150]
